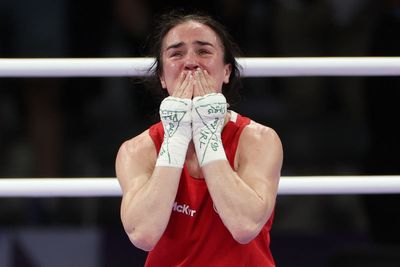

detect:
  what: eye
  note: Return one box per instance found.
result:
[169,51,183,58]
[198,49,211,55]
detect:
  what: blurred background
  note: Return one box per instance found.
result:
[1,0,400,266]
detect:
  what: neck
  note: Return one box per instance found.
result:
[186,141,196,159]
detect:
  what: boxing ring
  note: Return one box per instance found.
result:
[1,57,400,197]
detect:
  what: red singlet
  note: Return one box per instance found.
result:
[145,111,275,267]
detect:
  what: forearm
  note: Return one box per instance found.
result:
[202,161,273,243]
[122,95,192,250]
[121,166,182,251]
[191,93,268,241]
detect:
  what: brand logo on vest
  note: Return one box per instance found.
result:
[172,202,196,217]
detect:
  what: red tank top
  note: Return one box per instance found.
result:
[145,111,275,267]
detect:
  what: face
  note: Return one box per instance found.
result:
[159,20,232,96]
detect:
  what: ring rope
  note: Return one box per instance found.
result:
[1,57,400,77]
[1,58,399,197]
[0,176,399,197]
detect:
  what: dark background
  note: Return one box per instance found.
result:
[1,0,400,266]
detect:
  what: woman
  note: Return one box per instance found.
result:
[115,10,283,267]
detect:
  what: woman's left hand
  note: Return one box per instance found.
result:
[193,68,217,97]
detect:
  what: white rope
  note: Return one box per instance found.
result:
[0,58,154,77]
[1,57,400,77]
[0,178,121,197]
[278,176,400,195]
[0,176,399,197]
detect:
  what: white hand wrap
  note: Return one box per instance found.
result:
[156,97,192,168]
[192,93,228,167]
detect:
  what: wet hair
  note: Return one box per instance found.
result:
[144,9,243,107]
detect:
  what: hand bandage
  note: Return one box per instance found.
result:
[156,97,192,168]
[192,93,228,166]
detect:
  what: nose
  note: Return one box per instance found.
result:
[183,52,199,71]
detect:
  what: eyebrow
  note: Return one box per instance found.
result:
[165,40,215,51]
[194,40,214,47]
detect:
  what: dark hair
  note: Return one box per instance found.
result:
[145,9,243,106]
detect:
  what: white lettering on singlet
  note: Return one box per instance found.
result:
[172,202,197,217]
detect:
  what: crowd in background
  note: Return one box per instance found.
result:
[1,0,400,266]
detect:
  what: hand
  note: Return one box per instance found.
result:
[171,71,194,99]
[192,93,228,166]
[193,68,217,97]
[156,96,192,168]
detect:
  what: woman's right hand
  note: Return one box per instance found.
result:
[171,71,194,99]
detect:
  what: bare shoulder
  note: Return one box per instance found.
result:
[236,120,283,171]
[115,130,157,192]
[240,120,283,151]
[117,130,156,160]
